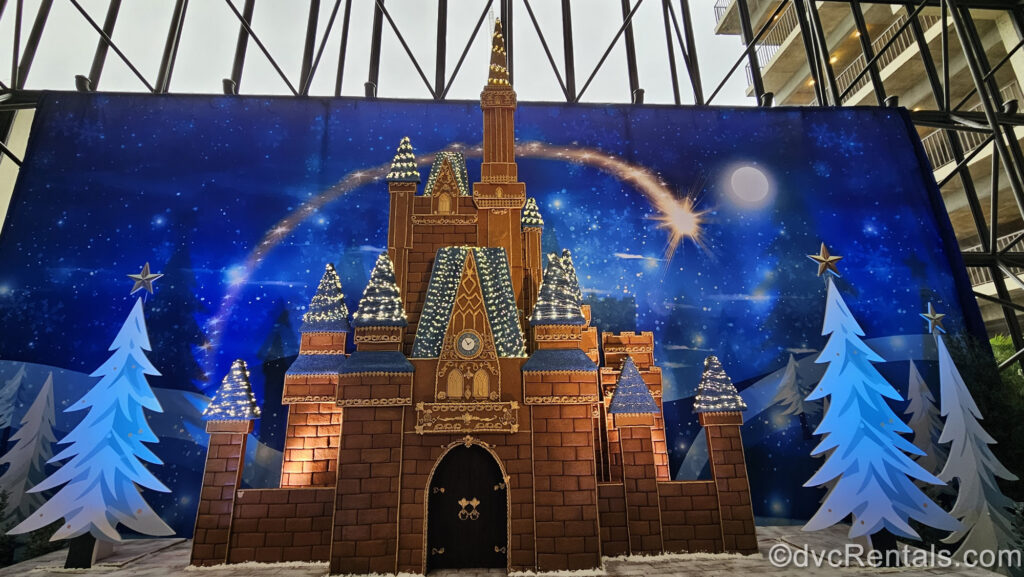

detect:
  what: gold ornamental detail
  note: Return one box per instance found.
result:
[282,394,337,404]
[337,397,412,407]
[525,395,600,405]
[412,214,477,225]
[415,401,519,434]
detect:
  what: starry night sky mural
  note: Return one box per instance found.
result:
[0,93,987,534]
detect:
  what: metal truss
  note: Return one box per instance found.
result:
[2,0,1024,369]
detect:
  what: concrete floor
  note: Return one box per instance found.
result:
[0,526,1007,576]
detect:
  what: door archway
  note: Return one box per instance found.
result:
[426,442,508,571]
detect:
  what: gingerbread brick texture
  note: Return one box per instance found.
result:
[189,19,758,573]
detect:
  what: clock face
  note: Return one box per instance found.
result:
[456,331,482,358]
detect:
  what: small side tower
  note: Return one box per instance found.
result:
[191,360,261,567]
[521,254,602,571]
[608,356,664,555]
[521,198,544,326]
[694,355,757,555]
[332,253,414,575]
[386,137,419,303]
[562,250,600,364]
[282,263,348,487]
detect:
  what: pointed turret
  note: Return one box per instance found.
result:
[386,136,420,183]
[529,254,586,326]
[287,264,349,380]
[343,253,413,377]
[352,253,408,327]
[561,249,584,308]
[204,359,261,421]
[487,18,510,87]
[694,355,747,413]
[300,263,350,333]
[608,357,659,415]
[521,197,544,229]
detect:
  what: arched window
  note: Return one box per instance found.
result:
[438,193,451,213]
[447,370,464,399]
[473,370,490,399]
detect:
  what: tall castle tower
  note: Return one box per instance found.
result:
[189,19,757,573]
[474,20,527,309]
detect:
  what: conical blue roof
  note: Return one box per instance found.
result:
[204,359,261,420]
[386,136,420,183]
[608,357,659,415]
[529,254,585,326]
[561,249,583,307]
[521,198,544,229]
[693,355,747,413]
[352,253,407,327]
[300,263,350,333]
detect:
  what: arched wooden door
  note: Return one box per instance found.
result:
[427,444,507,571]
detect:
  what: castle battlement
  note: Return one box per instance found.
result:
[189,18,757,574]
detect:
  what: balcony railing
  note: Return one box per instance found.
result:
[742,8,940,102]
[833,12,941,101]
[743,3,799,85]
[964,232,1024,286]
[919,81,1023,169]
[715,0,732,24]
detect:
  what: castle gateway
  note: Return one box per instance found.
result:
[189,20,757,574]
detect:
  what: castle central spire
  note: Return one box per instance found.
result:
[487,18,510,87]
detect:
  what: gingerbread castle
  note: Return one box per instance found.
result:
[189,20,757,574]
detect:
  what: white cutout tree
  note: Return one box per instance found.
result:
[9,298,173,545]
[904,360,946,479]
[0,364,27,453]
[932,317,1022,568]
[0,372,56,521]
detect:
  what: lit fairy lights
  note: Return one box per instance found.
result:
[301,263,350,332]
[530,253,585,326]
[424,152,470,197]
[352,253,407,327]
[521,197,544,229]
[203,359,261,421]
[693,355,747,413]
[411,247,526,358]
[560,249,584,308]
[386,137,421,182]
[203,142,698,373]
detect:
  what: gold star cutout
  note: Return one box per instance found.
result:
[808,243,842,277]
[920,302,946,334]
[128,262,163,295]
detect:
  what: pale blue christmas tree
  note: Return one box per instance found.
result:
[9,298,173,542]
[802,245,958,540]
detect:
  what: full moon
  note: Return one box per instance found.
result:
[730,165,771,206]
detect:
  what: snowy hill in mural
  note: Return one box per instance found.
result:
[0,360,284,535]
[664,333,951,522]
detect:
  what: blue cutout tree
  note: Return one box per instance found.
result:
[803,245,958,545]
[9,297,173,563]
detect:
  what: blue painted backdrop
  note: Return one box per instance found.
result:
[0,93,985,534]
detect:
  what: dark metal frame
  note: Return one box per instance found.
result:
[2,0,1024,369]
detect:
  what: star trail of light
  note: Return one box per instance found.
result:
[201,142,697,374]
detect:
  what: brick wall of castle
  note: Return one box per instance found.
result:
[227,488,334,563]
[281,403,342,487]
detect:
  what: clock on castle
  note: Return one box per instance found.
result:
[189,19,757,574]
